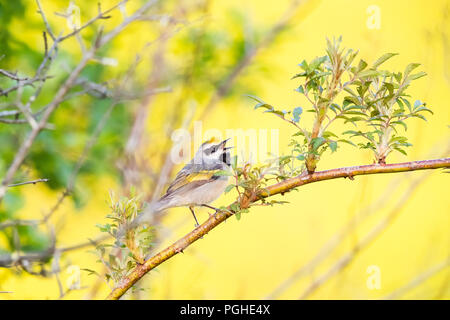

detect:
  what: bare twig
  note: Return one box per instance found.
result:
[297,173,430,299]
[264,176,404,299]
[384,259,450,299]
[265,144,450,299]
[7,178,49,188]
[0,0,160,203]
[198,0,307,121]
[0,69,28,81]
[0,234,109,268]
[57,0,129,42]
[0,219,40,231]
[35,0,56,41]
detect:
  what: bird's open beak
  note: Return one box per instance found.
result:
[219,138,231,149]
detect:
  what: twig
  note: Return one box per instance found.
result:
[265,144,450,299]
[0,219,40,231]
[0,234,109,267]
[0,0,160,203]
[0,69,28,81]
[198,0,307,121]
[7,178,49,188]
[297,173,430,299]
[57,0,129,42]
[264,176,404,299]
[105,157,450,299]
[384,259,450,299]
[35,0,56,41]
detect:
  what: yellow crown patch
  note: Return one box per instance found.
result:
[203,137,219,144]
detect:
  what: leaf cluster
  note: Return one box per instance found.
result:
[92,189,154,284]
[248,37,431,168]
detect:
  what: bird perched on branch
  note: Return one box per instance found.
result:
[124,138,232,233]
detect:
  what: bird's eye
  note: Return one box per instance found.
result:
[204,146,215,155]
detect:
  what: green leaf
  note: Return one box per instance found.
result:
[235,212,241,221]
[383,83,394,96]
[231,155,238,170]
[407,71,427,81]
[246,94,264,103]
[254,102,273,110]
[404,63,420,77]
[412,114,427,121]
[230,202,240,212]
[343,130,362,136]
[311,137,326,151]
[392,120,408,131]
[328,141,337,152]
[414,106,434,114]
[309,71,331,81]
[309,55,327,70]
[358,59,368,71]
[338,139,356,146]
[358,69,380,78]
[292,72,307,79]
[414,100,422,108]
[224,184,235,193]
[372,53,398,68]
[292,107,303,123]
[295,85,304,94]
[394,72,402,82]
[393,147,407,156]
[298,60,309,72]
[329,103,341,114]
[323,131,338,138]
[292,130,305,137]
[400,97,412,112]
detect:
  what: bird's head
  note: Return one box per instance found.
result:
[193,137,231,166]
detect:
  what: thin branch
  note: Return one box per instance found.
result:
[0,69,28,81]
[0,219,40,231]
[57,0,129,42]
[0,234,109,267]
[384,259,450,300]
[265,144,450,299]
[35,0,56,41]
[0,0,160,203]
[198,0,307,121]
[297,173,430,299]
[7,178,49,188]
[264,176,404,299]
[105,157,450,299]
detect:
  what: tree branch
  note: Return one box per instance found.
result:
[105,157,450,299]
[7,178,49,188]
[384,258,450,299]
[0,0,160,203]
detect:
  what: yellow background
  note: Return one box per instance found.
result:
[0,0,449,299]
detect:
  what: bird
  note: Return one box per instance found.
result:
[126,137,232,232]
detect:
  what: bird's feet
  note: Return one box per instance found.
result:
[201,204,221,216]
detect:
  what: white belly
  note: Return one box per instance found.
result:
[165,177,229,208]
[190,178,229,205]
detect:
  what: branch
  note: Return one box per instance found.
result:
[384,259,450,299]
[296,173,429,299]
[7,178,49,188]
[0,234,108,267]
[0,0,159,203]
[105,157,450,299]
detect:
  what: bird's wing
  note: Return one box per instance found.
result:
[164,170,220,196]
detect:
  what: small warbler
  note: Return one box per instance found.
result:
[132,137,232,229]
